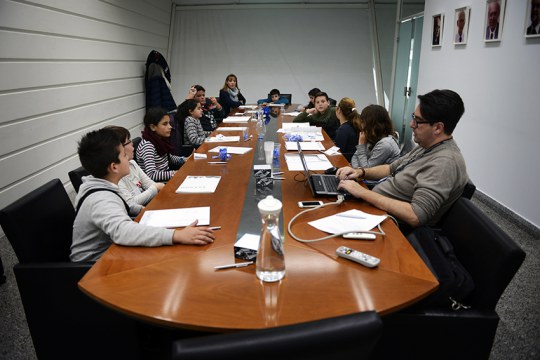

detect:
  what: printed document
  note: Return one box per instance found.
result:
[285,141,325,151]
[223,116,251,123]
[208,146,252,155]
[284,153,333,171]
[176,176,221,193]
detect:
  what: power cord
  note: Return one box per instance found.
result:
[287,195,392,243]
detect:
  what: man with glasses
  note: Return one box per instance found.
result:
[337,89,468,230]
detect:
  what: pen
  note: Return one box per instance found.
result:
[336,214,366,219]
[214,261,254,270]
[208,162,228,164]
[208,226,221,230]
[272,177,286,180]
[273,171,284,175]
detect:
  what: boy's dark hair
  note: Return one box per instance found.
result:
[269,88,280,96]
[194,84,205,92]
[308,88,321,97]
[418,89,464,135]
[144,107,169,128]
[78,128,122,178]
[104,125,130,144]
[314,91,329,101]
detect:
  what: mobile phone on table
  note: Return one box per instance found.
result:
[298,201,324,208]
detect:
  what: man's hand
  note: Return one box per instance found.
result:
[338,179,367,198]
[336,166,359,180]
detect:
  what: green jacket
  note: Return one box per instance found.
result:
[293,107,340,140]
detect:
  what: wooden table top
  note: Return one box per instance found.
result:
[78,105,438,332]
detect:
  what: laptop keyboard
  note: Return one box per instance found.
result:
[322,175,339,192]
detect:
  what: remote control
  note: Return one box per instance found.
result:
[336,246,380,268]
[343,233,376,240]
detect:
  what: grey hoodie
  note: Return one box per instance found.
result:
[70,176,173,262]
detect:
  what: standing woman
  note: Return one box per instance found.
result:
[136,107,185,182]
[334,97,361,163]
[350,105,400,168]
[176,99,211,148]
[218,74,246,115]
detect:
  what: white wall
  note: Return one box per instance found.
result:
[0,0,173,212]
[169,4,377,106]
[419,0,540,227]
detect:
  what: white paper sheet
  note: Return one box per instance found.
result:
[208,146,252,155]
[308,210,387,234]
[204,135,240,143]
[216,127,247,132]
[284,153,333,171]
[239,105,258,109]
[139,206,210,228]
[285,142,325,151]
[223,116,251,123]
[283,111,301,116]
[176,176,221,193]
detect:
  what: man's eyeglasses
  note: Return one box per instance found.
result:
[411,113,432,128]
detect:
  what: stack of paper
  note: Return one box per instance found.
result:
[176,176,221,193]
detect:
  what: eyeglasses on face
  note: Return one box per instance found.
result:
[123,140,132,147]
[411,113,432,128]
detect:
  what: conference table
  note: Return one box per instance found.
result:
[78,104,438,332]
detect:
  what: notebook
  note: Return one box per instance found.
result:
[298,146,343,197]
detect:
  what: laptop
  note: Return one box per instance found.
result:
[297,146,343,197]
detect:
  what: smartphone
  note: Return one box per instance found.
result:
[298,201,324,208]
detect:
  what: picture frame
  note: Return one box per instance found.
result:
[432,13,444,47]
[453,6,470,45]
[525,0,540,38]
[484,0,505,42]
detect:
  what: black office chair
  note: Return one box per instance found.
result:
[68,166,90,193]
[269,93,292,104]
[132,136,142,162]
[171,311,383,360]
[374,197,526,360]
[0,179,142,359]
[0,178,74,263]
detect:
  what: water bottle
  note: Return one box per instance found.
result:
[256,118,266,140]
[256,196,285,282]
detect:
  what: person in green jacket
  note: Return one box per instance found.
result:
[293,91,340,140]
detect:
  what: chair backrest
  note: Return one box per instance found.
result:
[441,197,525,309]
[0,178,75,263]
[132,136,142,162]
[68,166,90,193]
[269,93,292,104]
[14,262,141,359]
[171,311,382,360]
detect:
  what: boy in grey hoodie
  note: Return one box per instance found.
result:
[70,128,214,262]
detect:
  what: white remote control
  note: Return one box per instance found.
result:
[336,246,380,268]
[342,233,376,240]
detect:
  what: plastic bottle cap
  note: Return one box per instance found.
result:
[258,195,282,215]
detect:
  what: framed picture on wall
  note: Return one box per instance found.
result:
[432,13,444,47]
[484,0,505,42]
[525,0,540,37]
[453,6,470,45]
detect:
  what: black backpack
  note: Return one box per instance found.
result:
[407,226,475,310]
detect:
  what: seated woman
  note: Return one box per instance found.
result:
[218,74,246,115]
[334,98,361,163]
[106,125,164,215]
[257,88,290,106]
[136,107,185,182]
[176,99,211,148]
[350,105,400,168]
